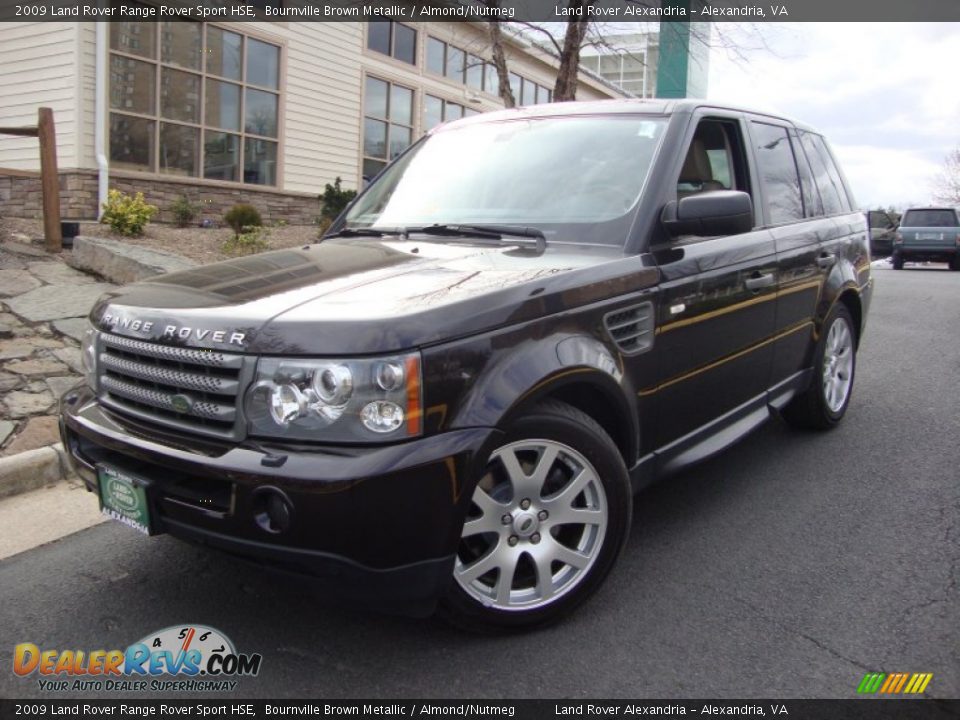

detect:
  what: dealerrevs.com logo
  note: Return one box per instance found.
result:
[13,625,262,693]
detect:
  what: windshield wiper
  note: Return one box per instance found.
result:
[323,227,405,239]
[404,224,547,251]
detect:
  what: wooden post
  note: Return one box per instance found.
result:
[37,107,62,253]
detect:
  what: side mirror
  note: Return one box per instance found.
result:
[661,190,754,238]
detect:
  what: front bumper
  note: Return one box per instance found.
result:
[60,386,500,616]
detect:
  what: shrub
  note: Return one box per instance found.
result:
[316,216,333,237]
[319,177,357,224]
[224,203,262,237]
[223,226,270,256]
[170,195,198,228]
[100,189,157,237]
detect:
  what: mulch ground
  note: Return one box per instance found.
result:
[1,216,320,265]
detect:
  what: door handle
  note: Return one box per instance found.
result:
[744,272,776,291]
[817,253,837,269]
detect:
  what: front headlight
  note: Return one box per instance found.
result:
[244,352,422,441]
[80,326,98,391]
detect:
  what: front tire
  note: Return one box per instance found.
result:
[950,254,960,271]
[440,401,631,632]
[783,304,857,431]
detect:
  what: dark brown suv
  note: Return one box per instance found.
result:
[61,100,871,631]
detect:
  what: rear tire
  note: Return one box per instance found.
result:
[440,400,631,633]
[892,252,904,270]
[950,254,960,271]
[783,304,857,431]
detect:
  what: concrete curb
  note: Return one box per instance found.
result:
[0,443,71,500]
[67,235,196,284]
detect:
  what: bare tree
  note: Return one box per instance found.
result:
[486,16,517,107]
[478,8,774,106]
[932,146,960,206]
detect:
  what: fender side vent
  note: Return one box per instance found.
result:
[603,302,654,355]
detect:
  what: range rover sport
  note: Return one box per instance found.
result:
[61,100,872,631]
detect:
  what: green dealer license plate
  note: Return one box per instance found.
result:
[98,465,153,535]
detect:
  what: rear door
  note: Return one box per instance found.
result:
[745,120,831,393]
[764,127,869,390]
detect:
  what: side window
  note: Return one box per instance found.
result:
[799,132,849,215]
[750,121,803,225]
[791,130,822,217]
[677,119,749,199]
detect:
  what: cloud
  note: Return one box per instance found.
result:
[706,22,960,208]
[832,145,941,210]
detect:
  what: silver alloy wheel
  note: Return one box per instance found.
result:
[454,439,608,612]
[822,316,854,413]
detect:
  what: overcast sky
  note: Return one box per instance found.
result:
[705,22,959,210]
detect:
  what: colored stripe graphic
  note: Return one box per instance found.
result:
[906,674,933,694]
[857,672,932,694]
[857,673,886,693]
[879,673,899,693]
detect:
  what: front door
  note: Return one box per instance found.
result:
[649,115,778,450]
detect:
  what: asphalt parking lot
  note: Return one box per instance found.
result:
[0,264,957,700]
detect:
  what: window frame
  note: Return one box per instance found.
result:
[422,93,470,132]
[798,131,854,215]
[748,120,806,227]
[108,21,284,188]
[424,35,517,99]
[361,74,417,182]
[366,21,417,66]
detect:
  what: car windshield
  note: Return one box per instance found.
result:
[343,115,668,245]
[901,209,959,227]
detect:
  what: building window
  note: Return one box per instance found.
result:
[506,73,551,106]
[424,95,478,132]
[367,22,416,65]
[425,37,501,97]
[363,76,414,180]
[424,96,481,132]
[465,54,484,91]
[426,37,446,75]
[109,21,281,186]
[484,63,499,93]
[445,46,465,82]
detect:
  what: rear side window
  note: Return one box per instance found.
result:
[901,209,959,227]
[750,121,803,225]
[791,130,821,217]
[799,132,849,215]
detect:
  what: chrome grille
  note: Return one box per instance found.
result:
[97,333,250,440]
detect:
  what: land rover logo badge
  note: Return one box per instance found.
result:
[170,394,192,414]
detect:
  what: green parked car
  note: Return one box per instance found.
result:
[893,207,960,270]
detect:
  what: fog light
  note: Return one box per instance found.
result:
[361,401,404,433]
[270,384,307,426]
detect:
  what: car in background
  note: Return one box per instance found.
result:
[866,209,899,257]
[893,207,960,270]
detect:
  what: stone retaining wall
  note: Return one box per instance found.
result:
[0,171,97,220]
[0,170,322,225]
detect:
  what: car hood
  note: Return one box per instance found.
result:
[90,239,656,354]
